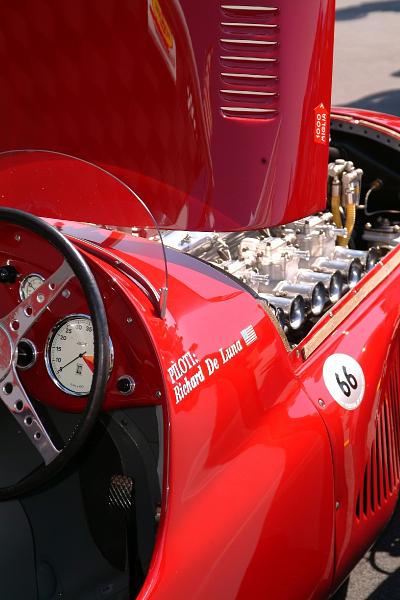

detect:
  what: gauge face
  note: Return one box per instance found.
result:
[19,273,45,300]
[46,315,100,396]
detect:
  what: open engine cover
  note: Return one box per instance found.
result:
[0,0,335,231]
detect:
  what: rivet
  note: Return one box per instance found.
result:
[155,390,162,399]
[336,501,340,510]
[126,316,133,323]
[318,398,325,408]
[14,234,21,242]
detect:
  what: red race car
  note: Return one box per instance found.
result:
[0,1,399,599]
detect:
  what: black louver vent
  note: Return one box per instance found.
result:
[219,4,280,119]
[356,337,400,520]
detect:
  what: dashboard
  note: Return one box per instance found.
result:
[0,223,163,412]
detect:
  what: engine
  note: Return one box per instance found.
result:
[163,156,400,346]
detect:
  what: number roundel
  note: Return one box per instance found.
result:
[323,353,365,410]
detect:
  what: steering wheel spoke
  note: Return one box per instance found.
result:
[0,208,109,499]
[0,260,74,345]
[0,367,60,465]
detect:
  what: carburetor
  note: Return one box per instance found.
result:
[162,161,387,344]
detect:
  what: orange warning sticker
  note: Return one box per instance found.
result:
[314,103,329,145]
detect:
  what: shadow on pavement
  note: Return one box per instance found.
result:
[365,502,400,599]
[344,89,400,117]
[336,0,400,21]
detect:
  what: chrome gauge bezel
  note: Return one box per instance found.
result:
[45,313,114,396]
[19,273,46,301]
[16,338,38,371]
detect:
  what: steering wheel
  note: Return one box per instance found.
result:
[0,208,110,500]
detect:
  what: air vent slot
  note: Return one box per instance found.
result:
[355,336,400,520]
[220,4,279,119]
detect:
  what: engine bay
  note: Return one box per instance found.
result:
[163,122,400,347]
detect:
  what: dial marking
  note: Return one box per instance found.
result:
[19,273,45,300]
[46,316,94,396]
[82,355,95,373]
[45,314,113,396]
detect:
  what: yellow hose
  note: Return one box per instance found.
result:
[345,203,357,243]
[338,204,356,247]
[331,193,342,230]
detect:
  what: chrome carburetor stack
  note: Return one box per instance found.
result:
[162,208,382,342]
[162,162,388,343]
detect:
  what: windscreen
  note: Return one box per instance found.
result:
[0,150,168,315]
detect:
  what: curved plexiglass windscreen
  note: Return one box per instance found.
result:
[0,150,168,315]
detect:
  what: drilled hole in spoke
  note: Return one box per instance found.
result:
[3,382,13,395]
[36,294,45,303]
[14,400,23,412]
[24,306,33,317]
[10,320,19,331]
[24,416,33,426]
[34,431,41,441]
[49,283,55,290]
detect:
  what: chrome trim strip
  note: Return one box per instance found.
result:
[221,22,278,28]
[221,5,278,11]
[221,106,277,113]
[221,38,278,45]
[221,89,277,96]
[221,72,278,79]
[70,236,162,317]
[220,55,277,62]
[331,113,400,141]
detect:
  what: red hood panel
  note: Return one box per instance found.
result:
[0,0,335,231]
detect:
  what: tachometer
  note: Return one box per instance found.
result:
[45,314,113,396]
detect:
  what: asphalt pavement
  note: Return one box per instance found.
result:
[333,0,400,115]
[332,2,400,598]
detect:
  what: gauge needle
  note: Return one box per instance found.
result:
[82,355,95,373]
[57,352,86,373]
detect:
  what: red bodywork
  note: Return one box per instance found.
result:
[0,1,400,599]
[0,217,336,599]
[0,0,334,231]
[332,106,400,136]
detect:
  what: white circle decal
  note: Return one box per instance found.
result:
[323,353,365,410]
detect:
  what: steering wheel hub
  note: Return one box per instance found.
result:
[0,325,13,382]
